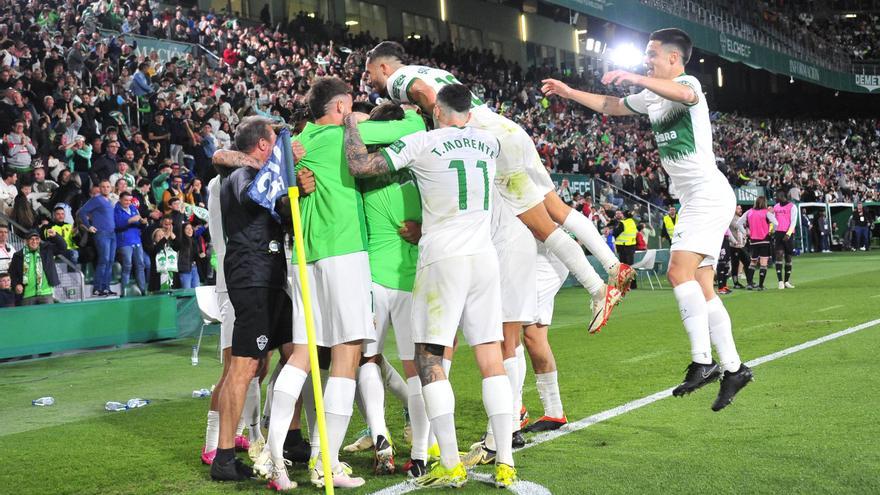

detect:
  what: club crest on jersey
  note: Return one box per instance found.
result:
[256,335,268,351]
[391,74,406,100]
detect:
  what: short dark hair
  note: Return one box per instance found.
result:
[169,197,181,205]
[233,115,274,153]
[649,28,693,64]
[437,84,472,114]
[369,103,405,122]
[0,272,10,279]
[137,178,151,187]
[366,41,406,64]
[306,77,350,119]
[119,191,132,199]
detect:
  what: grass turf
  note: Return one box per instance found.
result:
[1,252,878,494]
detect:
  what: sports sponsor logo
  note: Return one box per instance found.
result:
[788,60,820,82]
[256,335,268,351]
[388,140,406,153]
[655,130,679,144]
[719,33,752,60]
[854,74,880,92]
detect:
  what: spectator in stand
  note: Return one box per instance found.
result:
[177,222,201,289]
[148,215,179,292]
[556,178,573,206]
[65,135,92,196]
[1,169,17,215]
[91,140,121,183]
[133,179,155,217]
[0,272,14,308]
[10,185,39,237]
[185,178,206,208]
[162,176,186,214]
[109,161,136,189]
[816,211,831,253]
[148,112,171,160]
[151,163,172,207]
[131,62,153,97]
[78,179,116,297]
[661,205,677,248]
[114,191,147,296]
[0,223,15,273]
[636,222,648,250]
[30,165,58,217]
[44,205,81,264]
[5,120,37,171]
[9,229,66,305]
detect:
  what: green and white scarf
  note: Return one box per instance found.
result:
[22,249,44,289]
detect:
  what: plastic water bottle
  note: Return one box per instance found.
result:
[127,398,150,409]
[105,401,128,412]
[191,346,199,366]
[32,397,55,406]
[192,388,211,398]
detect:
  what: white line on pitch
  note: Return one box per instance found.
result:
[871,294,880,299]
[817,305,844,312]
[368,318,880,495]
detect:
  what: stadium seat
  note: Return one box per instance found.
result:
[632,249,663,290]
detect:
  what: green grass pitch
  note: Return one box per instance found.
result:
[2,252,879,494]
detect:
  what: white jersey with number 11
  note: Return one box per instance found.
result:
[379,126,500,267]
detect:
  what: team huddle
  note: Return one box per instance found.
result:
[203,28,754,491]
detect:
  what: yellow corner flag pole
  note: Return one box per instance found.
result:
[287,185,335,495]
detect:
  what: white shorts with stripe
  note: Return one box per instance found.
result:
[363,282,416,360]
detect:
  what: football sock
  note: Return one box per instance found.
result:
[759,267,767,286]
[515,345,527,426]
[246,377,263,442]
[563,209,617,271]
[746,266,755,285]
[707,297,742,373]
[380,358,409,406]
[269,365,307,462]
[205,410,220,452]
[305,369,329,458]
[775,262,783,281]
[544,228,604,295]
[407,376,430,461]
[323,377,356,469]
[262,360,283,420]
[422,380,459,469]
[442,359,452,378]
[503,358,521,432]
[483,375,514,466]
[215,447,235,464]
[673,281,712,364]
[536,371,564,418]
[785,263,792,283]
[358,363,387,444]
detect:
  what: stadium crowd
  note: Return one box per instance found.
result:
[0,0,877,306]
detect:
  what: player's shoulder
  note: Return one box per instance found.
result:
[674,73,702,91]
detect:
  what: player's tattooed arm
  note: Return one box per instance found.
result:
[343,113,390,177]
[212,149,262,170]
[415,343,446,385]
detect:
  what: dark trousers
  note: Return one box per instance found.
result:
[617,244,636,288]
[21,295,54,305]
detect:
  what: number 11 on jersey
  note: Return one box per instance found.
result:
[448,160,489,211]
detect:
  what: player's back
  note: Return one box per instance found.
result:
[386,65,485,109]
[401,126,499,266]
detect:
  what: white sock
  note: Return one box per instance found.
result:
[305,369,329,459]
[380,358,409,406]
[358,363,388,443]
[442,359,452,378]
[535,371,564,418]
[707,297,742,372]
[263,360,284,420]
[205,410,220,452]
[544,228,604,295]
[563,209,618,271]
[422,380,459,469]
[246,377,264,442]
[236,412,247,436]
[407,376,431,461]
[515,345,527,423]
[673,281,712,364]
[503,358,521,432]
[268,365,308,462]
[323,377,356,469]
[483,375,514,466]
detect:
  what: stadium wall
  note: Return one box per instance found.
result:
[0,295,179,359]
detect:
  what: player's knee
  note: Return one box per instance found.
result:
[666,265,689,286]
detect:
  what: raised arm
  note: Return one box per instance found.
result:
[541,78,634,116]
[212,149,261,169]
[601,71,698,105]
[342,114,392,177]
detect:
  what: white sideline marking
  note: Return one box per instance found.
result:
[817,305,844,313]
[871,294,880,299]
[369,318,880,495]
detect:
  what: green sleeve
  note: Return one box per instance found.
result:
[152,173,169,188]
[359,110,426,146]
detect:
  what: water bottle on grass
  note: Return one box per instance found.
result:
[105,401,127,412]
[32,397,55,406]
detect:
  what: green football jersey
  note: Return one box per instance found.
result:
[294,110,425,263]
[360,169,421,292]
